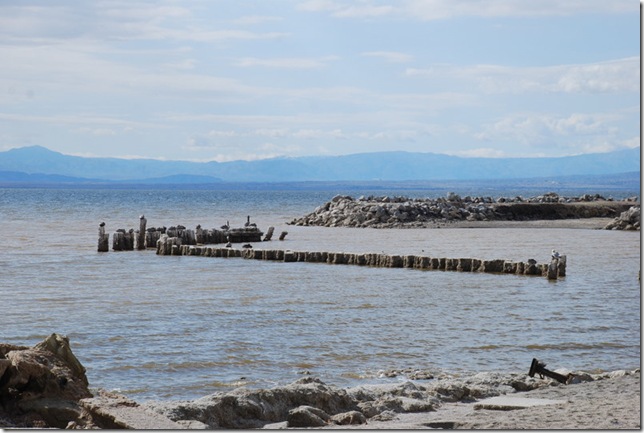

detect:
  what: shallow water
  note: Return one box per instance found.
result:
[0,188,639,401]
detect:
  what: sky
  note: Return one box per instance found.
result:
[0,0,640,162]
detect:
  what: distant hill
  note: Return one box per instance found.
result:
[0,145,639,183]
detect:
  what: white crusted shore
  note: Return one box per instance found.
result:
[313,370,641,430]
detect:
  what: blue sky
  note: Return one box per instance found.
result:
[0,0,639,162]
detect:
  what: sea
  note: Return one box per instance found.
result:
[0,185,640,402]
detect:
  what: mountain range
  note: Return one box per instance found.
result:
[0,145,640,184]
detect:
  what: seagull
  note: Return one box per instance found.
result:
[551,249,561,259]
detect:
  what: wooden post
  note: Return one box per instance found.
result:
[263,226,275,241]
[278,231,288,240]
[557,255,567,277]
[547,258,559,280]
[137,215,147,250]
[98,222,109,252]
[112,230,125,251]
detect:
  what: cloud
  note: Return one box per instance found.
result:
[405,57,639,94]
[474,112,625,153]
[233,15,283,25]
[298,0,634,20]
[361,51,412,63]
[0,2,288,45]
[447,148,509,158]
[297,0,395,18]
[403,0,634,20]
[234,56,339,69]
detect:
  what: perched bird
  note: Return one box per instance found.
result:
[551,249,561,259]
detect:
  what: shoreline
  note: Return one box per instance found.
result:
[315,370,641,430]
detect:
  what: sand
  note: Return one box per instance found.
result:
[321,371,641,430]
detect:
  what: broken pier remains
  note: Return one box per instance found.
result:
[155,239,566,278]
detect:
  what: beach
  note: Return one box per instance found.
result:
[318,370,641,430]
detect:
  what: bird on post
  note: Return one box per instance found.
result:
[551,249,561,259]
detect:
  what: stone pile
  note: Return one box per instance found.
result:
[603,206,640,231]
[155,242,563,277]
[288,193,638,228]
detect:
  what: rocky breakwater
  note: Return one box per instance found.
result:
[288,192,639,228]
[604,205,640,230]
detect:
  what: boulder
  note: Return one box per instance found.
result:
[79,390,184,429]
[604,206,640,230]
[144,377,359,429]
[0,334,92,428]
[287,405,330,427]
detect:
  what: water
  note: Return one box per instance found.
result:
[0,187,640,402]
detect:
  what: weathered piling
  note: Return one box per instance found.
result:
[112,229,134,251]
[547,258,559,280]
[155,245,564,278]
[98,222,109,252]
[557,255,567,277]
[137,215,147,250]
[145,227,163,249]
[263,226,275,241]
[156,235,182,256]
[279,231,288,240]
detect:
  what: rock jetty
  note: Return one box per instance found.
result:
[288,193,638,228]
[604,205,641,230]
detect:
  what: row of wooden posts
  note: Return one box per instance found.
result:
[98,217,566,279]
[97,216,287,252]
[155,235,567,279]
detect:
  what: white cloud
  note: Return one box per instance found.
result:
[474,112,628,154]
[233,15,283,25]
[447,148,509,158]
[299,0,634,20]
[234,56,338,69]
[404,0,634,20]
[361,51,412,63]
[406,57,639,94]
[297,0,395,18]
